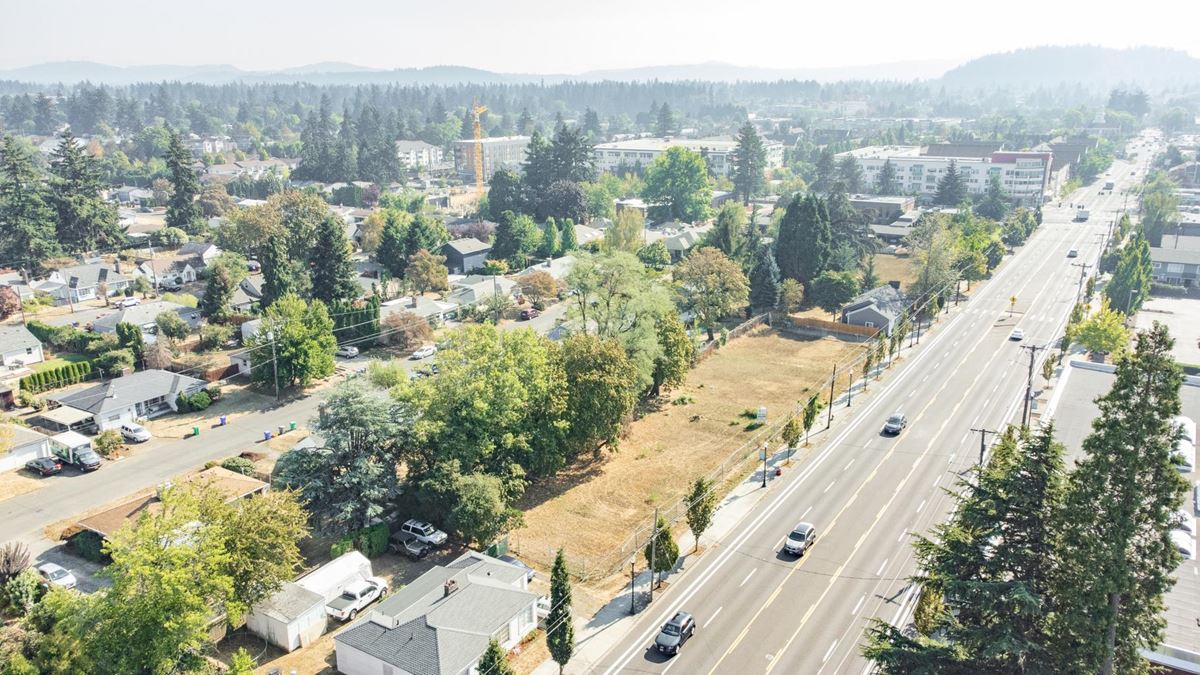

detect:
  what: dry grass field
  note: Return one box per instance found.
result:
[872,253,918,291]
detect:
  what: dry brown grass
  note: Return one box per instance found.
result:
[873,253,918,291]
[0,470,46,503]
[510,327,857,578]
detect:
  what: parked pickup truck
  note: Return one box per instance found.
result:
[389,532,432,560]
[326,577,388,621]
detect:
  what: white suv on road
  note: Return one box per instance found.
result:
[783,522,817,556]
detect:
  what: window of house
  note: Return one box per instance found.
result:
[1167,263,1185,273]
[492,621,512,645]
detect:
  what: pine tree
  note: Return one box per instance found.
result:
[547,549,575,674]
[777,195,832,289]
[813,147,836,193]
[539,217,561,258]
[377,217,409,279]
[259,235,296,310]
[0,134,62,271]
[583,108,602,138]
[50,130,123,255]
[655,103,675,137]
[164,128,203,234]
[332,107,357,182]
[559,218,578,252]
[477,639,515,675]
[732,121,766,204]
[836,154,864,193]
[201,265,235,322]
[975,174,1010,221]
[748,244,781,311]
[309,216,360,304]
[1049,324,1187,675]
[934,160,967,206]
[522,130,555,195]
[774,194,804,283]
[876,159,899,195]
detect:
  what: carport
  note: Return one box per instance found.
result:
[31,406,95,433]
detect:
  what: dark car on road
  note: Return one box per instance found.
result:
[882,413,908,435]
[25,457,63,477]
[654,611,696,655]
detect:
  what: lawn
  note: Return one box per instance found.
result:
[32,353,90,372]
[873,252,918,291]
[510,326,858,581]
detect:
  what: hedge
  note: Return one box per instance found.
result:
[19,360,93,393]
[330,522,390,559]
[220,456,256,476]
[175,390,212,412]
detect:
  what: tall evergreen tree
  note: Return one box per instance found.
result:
[774,194,805,283]
[164,128,203,234]
[1104,232,1152,315]
[877,159,899,195]
[1049,324,1187,675]
[309,216,360,304]
[522,130,555,195]
[975,174,1010,221]
[582,108,602,138]
[200,265,235,322]
[776,195,832,289]
[655,103,675,137]
[934,160,968,206]
[539,217,561,258]
[748,244,781,312]
[835,154,864,193]
[813,147,836,193]
[0,134,61,271]
[331,107,357,182]
[550,126,596,184]
[547,549,575,674]
[732,121,766,205]
[377,217,409,279]
[50,130,124,255]
[559,218,578,252]
[477,639,515,675]
[259,235,296,310]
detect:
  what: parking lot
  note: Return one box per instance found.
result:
[1136,296,1200,366]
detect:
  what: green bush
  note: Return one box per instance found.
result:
[175,390,213,412]
[4,568,43,616]
[94,348,135,377]
[330,537,355,559]
[19,360,94,393]
[93,430,124,458]
[330,522,390,559]
[220,456,256,476]
[69,530,107,563]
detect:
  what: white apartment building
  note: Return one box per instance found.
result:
[836,145,1052,206]
[395,140,443,170]
[453,135,531,181]
[594,137,784,176]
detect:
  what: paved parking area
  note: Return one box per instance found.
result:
[1136,297,1200,365]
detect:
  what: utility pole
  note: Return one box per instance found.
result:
[270,338,280,400]
[761,443,769,488]
[1071,262,1092,304]
[648,507,658,604]
[970,427,998,466]
[1020,344,1046,427]
[826,364,836,430]
[846,368,853,407]
[629,559,637,615]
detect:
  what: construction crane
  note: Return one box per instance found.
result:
[472,101,488,194]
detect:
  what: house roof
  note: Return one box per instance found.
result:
[0,324,41,352]
[34,405,95,427]
[76,466,267,538]
[2,424,49,451]
[518,255,576,280]
[92,301,199,332]
[1151,247,1200,266]
[48,369,206,416]
[138,256,197,277]
[842,284,906,320]
[56,263,130,288]
[443,238,491,256]
[176,242,220,260]
[253,581,325,624]
[663,227,711,252]
[336,552,535,675]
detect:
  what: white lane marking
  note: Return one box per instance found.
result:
[933,475,942,488]
[852,595,865,615]
[824,480,836,494]
[922,374,930,383]
[917,499,927,513]
[959,431,970,445]
[909,389,917,398]
[822,640,838,663]
[843,459,855,472]
[801,506,812,519]
[739,568,757,587]
[703,606,723,628]
[776,536,786,550]
[948,453,956,464]
[876,558,889,576]
[897,530,907,543]
[662,654,678,675]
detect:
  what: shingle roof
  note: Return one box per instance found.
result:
[253,582,324,623]
[48,369,205,415]
[443,238,491,256]
[842,284,906,320]
[0,324,41,352]
[57,263,130,288]
[92,301,198,332]
[1151,247,1200,266]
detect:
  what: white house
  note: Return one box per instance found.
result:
[46,369,206,430]
[447,275,517,307]
[335,551,539,675]
[0,325,44,368]
[136,256,198,288]
[245,582,328,653]
[175,242,222,269]
[91,301,202,342]
[0,424,53,473]
[45,263,132,304]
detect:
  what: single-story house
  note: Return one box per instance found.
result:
[245,582,327,653]
[0,324,45,368]
[47,369,207,430]
[573,223,603,246]
[447,275,516,307]
[518,255,576,282]
[110,186,155,206]
[176,242,222,269]
[230,275,263,312]
[1150,247,1200,287]
[441,238,492,275]
[45,263,132,305]
[76,466,268,539]
[0,272,35,302]
[841,283,906,334]
[663,226,712,262]
[381,297,459,324]
[335,551,539,675]
[136,256,198,288]
[91,301,202,341]
[0,424,53,473]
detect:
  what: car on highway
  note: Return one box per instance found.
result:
[335,345,360,358]
[37,563,77,590]
[654,611,696,655]
[399,518,448,546]
[520,308,541,320]
[325,577,387,621]
[120,422,152,443]
[1010,328,1025,341]
[410,345,437,360]
[388,532,431,560]
[1067,248,1078,258]
[882,413,908,435]
[25,457,63,477]
[783,522,817,556]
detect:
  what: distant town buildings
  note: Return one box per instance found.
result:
[395,140,444,170]
[836,145,1052,206]
[452,136,531,180]
[593,136,784,176]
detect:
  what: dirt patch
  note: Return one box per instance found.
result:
[145,384,277,439]
[0,470,46,502]
[510,327,857,581]
[511,630,552,675]
[873,253,918,291]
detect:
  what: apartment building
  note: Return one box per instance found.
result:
[593,137,784,176]
[836,145,1052,206]
[395,140,444,170]
[453,136,530,180]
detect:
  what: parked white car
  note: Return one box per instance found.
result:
[410,345,437,360]
[116,297,140,308]
[37,562,77,590]
[335,345,360,358]
[120,422,152,443]
[325,577,387,621]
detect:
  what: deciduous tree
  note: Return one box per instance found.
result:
[674,247,750,341]
[642,146,712,223]
[248,294,336,388]
[644,515,679,588]
[685,477,717,552]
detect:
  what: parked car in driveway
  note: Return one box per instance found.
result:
[120,422,151,443]
[37,563,77,590]
[410,345,437,360]
[25,457,63,477]
[520,308,540,320]
[389,532,431,560]
[399,519,448,546]
[116,297,140,308]
[882,413,908,435]
[783,522,817,556]
[325,577,387,621]
[335,345,360,358]
[499,554,536,583]
[654,611,696,655]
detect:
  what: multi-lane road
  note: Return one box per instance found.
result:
[592,142,1154,674]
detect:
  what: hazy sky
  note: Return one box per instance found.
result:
[2,0,1197,73]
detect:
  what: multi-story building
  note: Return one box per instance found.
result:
[453,136,530,181]
[835,145,1052,206]
[593,137,784,176]
[395,140,444,170]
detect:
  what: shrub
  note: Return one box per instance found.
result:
[176,390,212,412]
[204,385,222,401]
[4,568,42,616]
[221,456,256,476]
[198,324,234,352]
[93,430,125,458]
[94,349,135,377]
[20,360,94,393]
[330,537,354,559]
[367,361,408,389]
[161,292,199,308]
[69,530,107,563]
[330,522,390,559]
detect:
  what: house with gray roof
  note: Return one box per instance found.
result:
[447,275,516,307]
[335,551,539,675]
[91,301,202,342]
[45,263,132,305]
[841,283,907,334]
[441,238,492,275]
[0,324,44,368]
[47,369,206,430]
[1150,247,1200,287]
[663,226,713,262]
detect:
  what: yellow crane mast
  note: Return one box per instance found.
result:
[472,101,488,194]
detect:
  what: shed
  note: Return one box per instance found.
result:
[245,581,327,652]
[0,424,53,473]
[296,551,373,603]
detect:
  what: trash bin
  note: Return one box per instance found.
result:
[264,430,272,441]
[192,426,199,437]
[219,416,227,426]
[289,421,297,431]
[278,425,285,436]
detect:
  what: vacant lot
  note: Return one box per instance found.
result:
[511,327,857,580]
[873,253,918,291]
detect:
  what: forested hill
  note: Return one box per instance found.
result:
[938,46,1200,91]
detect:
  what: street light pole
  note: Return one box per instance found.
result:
[1020,344,1046,428]
[970,427,998,466]
[761,443,769,488]
[826,364,836,430]
[629,559,637,615]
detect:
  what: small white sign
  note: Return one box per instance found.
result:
[757,406,767,422]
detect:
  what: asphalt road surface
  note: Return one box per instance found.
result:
[592,153,1149,674]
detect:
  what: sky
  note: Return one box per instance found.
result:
[1,0,1198,73]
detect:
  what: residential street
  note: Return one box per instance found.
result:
[587,157,1146,674]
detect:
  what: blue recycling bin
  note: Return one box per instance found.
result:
[219,416,227,426]
[263,430,272,441]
